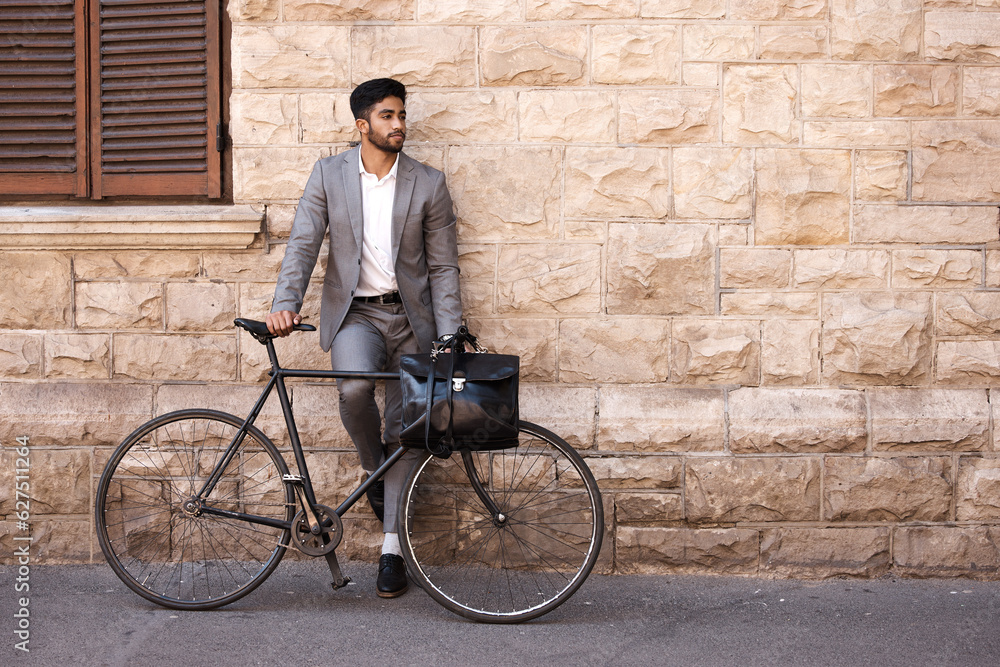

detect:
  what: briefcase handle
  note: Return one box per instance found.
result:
[431,325,488,359]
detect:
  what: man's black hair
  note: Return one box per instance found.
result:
[350,78,407,121]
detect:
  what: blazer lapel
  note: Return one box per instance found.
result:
[340,147,364,252]
[390,154,416,265]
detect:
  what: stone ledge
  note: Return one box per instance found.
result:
[0,205,263,249]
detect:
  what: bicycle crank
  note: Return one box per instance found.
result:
[290,504,343,556]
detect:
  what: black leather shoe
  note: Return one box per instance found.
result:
[376,554,408,598]
[366,477,384,523]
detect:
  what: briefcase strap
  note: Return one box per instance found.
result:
[423,337,457,458]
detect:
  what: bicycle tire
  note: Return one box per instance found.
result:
[398,421,603,623]
[95,409,294,610]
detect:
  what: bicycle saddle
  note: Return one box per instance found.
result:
[234,318,316,344]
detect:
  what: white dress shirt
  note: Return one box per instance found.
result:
[356,156,398,297]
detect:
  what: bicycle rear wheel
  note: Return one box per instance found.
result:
[399,421,603,623]
[95,410,294,610]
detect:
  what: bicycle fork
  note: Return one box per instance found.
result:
[461,451,505,523]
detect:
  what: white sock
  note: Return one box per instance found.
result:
[381,532,401,556]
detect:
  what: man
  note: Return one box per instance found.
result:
[266,78,463,598]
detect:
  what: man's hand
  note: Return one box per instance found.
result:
[266,310,301,337]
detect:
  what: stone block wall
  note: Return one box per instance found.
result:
[3,0,1000,578]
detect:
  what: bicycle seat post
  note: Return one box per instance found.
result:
[265,338,282,375]
[265,339,324,519]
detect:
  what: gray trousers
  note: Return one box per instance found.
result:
[330,300,422,533]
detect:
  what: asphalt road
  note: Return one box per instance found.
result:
[2,560,999,666]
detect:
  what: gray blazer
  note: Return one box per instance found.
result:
[271,147,463,353]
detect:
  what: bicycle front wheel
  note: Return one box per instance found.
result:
[399,421,603,623]
[95,410,294,610]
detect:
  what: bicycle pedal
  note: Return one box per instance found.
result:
[282,474,304,485]
[324,550,350,589]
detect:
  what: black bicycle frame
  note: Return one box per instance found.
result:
[196,336,399,531]
[196,334,503,532]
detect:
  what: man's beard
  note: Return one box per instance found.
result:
[369,128,405,154]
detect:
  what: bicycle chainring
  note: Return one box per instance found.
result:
[290,504,343,556]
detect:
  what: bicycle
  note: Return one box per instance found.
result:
[95,318,604,623]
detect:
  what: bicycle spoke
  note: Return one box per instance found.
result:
[504,522,579,576]
[96,412,293,610]
[419,514,501,576]
[401,422,604,623]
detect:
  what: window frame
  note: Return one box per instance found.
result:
[0,0,226,201]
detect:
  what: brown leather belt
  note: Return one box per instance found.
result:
[354,291,402,304]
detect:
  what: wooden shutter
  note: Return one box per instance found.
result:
[0,0,88,196]
[90,0,220,198]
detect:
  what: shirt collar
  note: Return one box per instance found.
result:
[359,153,399,183]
